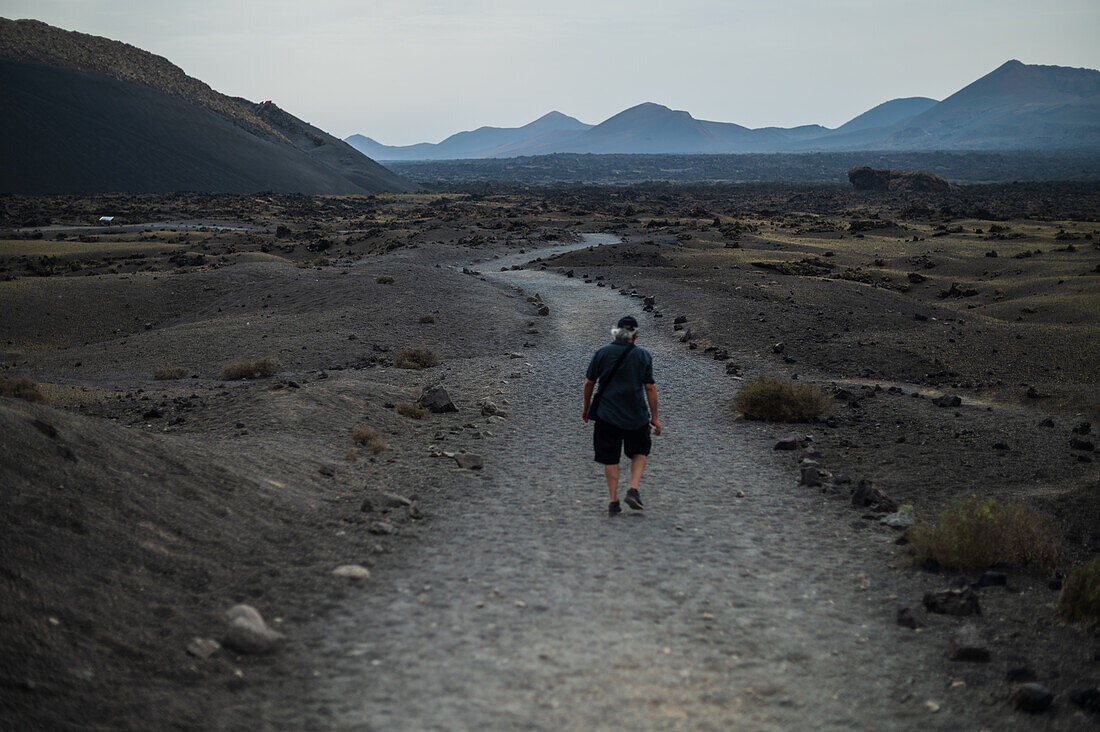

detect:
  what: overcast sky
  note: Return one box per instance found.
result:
[3,0,1099,145]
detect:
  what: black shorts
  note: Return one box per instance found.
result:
[593,419,652,465]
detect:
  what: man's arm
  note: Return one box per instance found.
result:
[582,379,595,422]
[645,383,661,435]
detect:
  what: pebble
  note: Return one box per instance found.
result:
[222,604,286,655]
[774,434,802,451]
[186,637,221,659]
[368,521,397,535]
[948,624,990,662]
[924,588,981,616]
[332,565,372,580]
[1013,683,1053,713]
[454,453,484,470]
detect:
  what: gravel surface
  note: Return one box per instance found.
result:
[251,235,1078,730]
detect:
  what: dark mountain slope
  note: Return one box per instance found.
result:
[834,97,938,134]
[881,61,1100,150]
[0,19,413,194]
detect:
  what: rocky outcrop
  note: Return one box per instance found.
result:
[848,166,954,192]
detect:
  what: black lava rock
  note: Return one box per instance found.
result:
[1013,683,1054,713]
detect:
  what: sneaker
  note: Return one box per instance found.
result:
[608,501,622,517]
[624,488,643,510]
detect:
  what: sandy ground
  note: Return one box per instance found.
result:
[1,191,1098,729]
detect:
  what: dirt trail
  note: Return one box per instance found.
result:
[258,236,1027,730]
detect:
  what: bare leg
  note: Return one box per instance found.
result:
[604,463,620,502]
[629,454,647,490]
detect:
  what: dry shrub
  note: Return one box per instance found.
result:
[393,348,440,370]
[395,401,428,419]
[1059,556,1100,623]
[352,426,388,454]
[154,366,189,380]
[0,376,47,403]
[908,495,1062,571]
[219,357,279,380]
[733,376,830,422]
[418,313,436,324]
[376,274,395,284]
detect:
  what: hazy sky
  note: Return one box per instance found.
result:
[3,0,1099,145]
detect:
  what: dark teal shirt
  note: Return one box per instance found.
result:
[586,341,654,430]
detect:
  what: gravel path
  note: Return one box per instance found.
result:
[267,235,1002,731]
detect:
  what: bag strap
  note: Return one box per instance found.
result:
[596,343,635,392]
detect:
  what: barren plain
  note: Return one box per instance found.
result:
[1,185,1098,729]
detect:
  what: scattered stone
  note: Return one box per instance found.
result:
[222,605,285,655]
[896,606,921,629]
[454,453,484,470]
[643,295,655,306]
[1006,667,1037,683]
[992,441,1010,451]
[368,521,397,535]
[407,504,423,520]
[186,637,220,659]
[924,588,981,616]
[481,401,508,417]
[1070,438,1095,452]
[772,342,785,354]
[881,509,915,529]
[1013,683,1054,714]
[377,492,412,508]
[774,433,803,450]
[418,385,457,413]
[1072,421,1092,435]
[725,362,742,376]
[536,304,550,316]
[1069,687,1100,713]
[30,419,58,438]
[933,394,962,408]
[673,315,687,324]
[948,624,990,662]
[359,497,374,513]
[851,479,898,512]
[332,565,371,580]
[973,571,1007,589]
[142,407,163,419]
[799,465,824,487]
[318,465,335,477]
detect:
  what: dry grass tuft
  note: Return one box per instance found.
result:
[219,357,279,380]
[375,274,395,284]
[351,426,388,454]
[418,313,436,324]
[154,366,189,380]
[908,495,1062,571]
[733,376,830,422]
[0,376,47,403]
[395,401,428,419]
[393,348,440,370]
[1059,556,1100,623]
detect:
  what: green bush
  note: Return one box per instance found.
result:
[908,495,1061,570]
[418,313,436,324]
[1059,556,1100,623]
[375,274,395,284]
[733,376,829,422]
[154,366,189,380]
[393,348,440,370]
[0,377,47,403]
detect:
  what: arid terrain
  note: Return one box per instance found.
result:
[1,185,1098,729]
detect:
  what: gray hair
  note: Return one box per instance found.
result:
[611,326,637,342]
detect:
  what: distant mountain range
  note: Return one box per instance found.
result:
[0,18,415,194]
[348,61,1100,160]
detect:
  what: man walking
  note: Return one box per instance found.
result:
[582,316,661,516]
